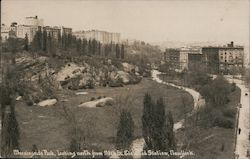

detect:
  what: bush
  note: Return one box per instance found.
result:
[213,117,233,129]
[97,96,102,99]
[34,98,40,104]
[26,100,34,106]
[231,83,236,92]
[90,97,95,101]
[86,79,94,89]
[223,108,235,118]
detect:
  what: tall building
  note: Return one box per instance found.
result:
[13,16,72,43]
[164,48,182,71]
[14,16,44,42]
[61,26,72,35]
[202,41,244,74]
[164,47,202,71]
[1,24,10,42]
[24,16,44,27]
[43,26,61,40]
[16,25,38,42]
[73,30,120,44]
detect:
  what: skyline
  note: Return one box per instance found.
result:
[2,0,249,44]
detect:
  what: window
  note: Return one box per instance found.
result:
[225,60,227,62]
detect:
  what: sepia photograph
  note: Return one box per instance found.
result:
[0,0,250,158]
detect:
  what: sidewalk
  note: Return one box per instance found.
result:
[228,79,250,159]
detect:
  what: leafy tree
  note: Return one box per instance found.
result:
[76,38,82,55]
[121,44,125,59]
[69,138,81,152]
[42,29,47,52]
[24,33,29,51]
[57,31,61,48]
[88,39,92,55]
[1,81,20,158]
[116,44,120,59]
[37,27,43,50]
[31,28,42,51]
[116,109,134,150]
[82,38,87,55]
[47,33,56,57]
[6,37,24,64]
[142,93,154,150]
[200,75,231,107]
[1,104,20,157]
[91,39,97,55]
[142,93,175,152]
[98,42,101,56]
[104,44,109,57]
[62,33,67,50]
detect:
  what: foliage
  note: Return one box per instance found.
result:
[200,75,231,107]
[142,93,175,152]
[116,109,134,150]
[1,101,20,157]
[24,33,29,51]
[69,138,81,152]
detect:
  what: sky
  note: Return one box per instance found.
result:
[1,0,250,50]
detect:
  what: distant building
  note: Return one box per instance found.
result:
[15,16,44,42]
[2,16,72,43]
[61,27,72,35]
[202,41,244,74]
[164,48,182,71]
[43,26,61,40]
[24,16,44,27]
[16,25,38,42]
[1,24,10,42]
[73,30,120,44]
[164,47,202,71]
[181,47,202,70]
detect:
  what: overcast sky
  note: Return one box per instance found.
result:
[2,0,250,46]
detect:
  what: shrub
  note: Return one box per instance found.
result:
[26,100,33,106]
[231,83,236,92]
[90,97,95,101]
[34,98,40,104]
[97,96,102,99]
[32,144,38,152]
[223,108,235,118]
[213,117,233,129]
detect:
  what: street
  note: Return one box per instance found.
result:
[227,78,250,159]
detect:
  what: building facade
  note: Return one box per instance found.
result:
[24,16,44,27]
[164,47,202,71]
[1,24,10,42]
[2,16,72,44]
[202,42,244,74]
[16,25,38,42]
[164,48,181,71]
[61,27,72,35]
[73,30,120,44]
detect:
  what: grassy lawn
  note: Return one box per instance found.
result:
[15,78,193,151]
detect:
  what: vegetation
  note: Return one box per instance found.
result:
[28,29,126,60]
[142,93,175,152]
[116,109,134,150]
[1,67,20,157]
[200,75,231,107]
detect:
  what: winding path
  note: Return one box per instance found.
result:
[130,70,204,158]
